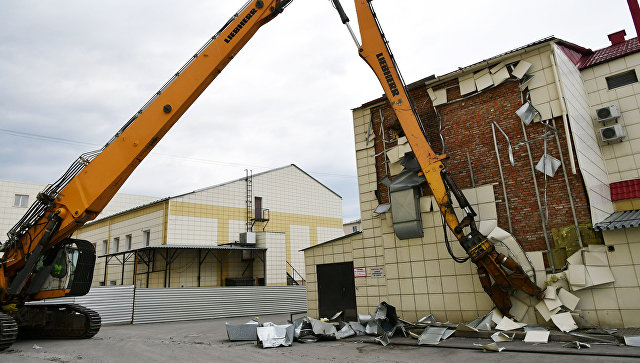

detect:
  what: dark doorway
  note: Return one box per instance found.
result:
[317,262,357,321]
[254,196,263,220]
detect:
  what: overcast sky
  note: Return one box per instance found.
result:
[0,1,635,222]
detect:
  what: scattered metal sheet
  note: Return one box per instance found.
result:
[442,328,456,340]
[586,328,617,335]
[418,314,436,325]
[349,322,367,336]
[374,204,391,214]
[365,320,379,335]
[524,330,550,343]
[536,154,562,178]
[457,322,479,332]
[624,336,640,347]
[474,342,505,352]
[524,325,548,332]
[358,314,373,325]
[257,323,295,348]
[309,317,338,338]
[563,341,591,349]
[330,311,343,321]
[226,321,259,341]
[509,296,530,322]
[569,332,617,344]
[336,324,356,340]
[516,101,540,126]
[491,332,515,342]
[418,327,448,345]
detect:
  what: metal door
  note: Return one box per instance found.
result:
[316,262,357,321]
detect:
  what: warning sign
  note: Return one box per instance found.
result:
[354,267,367,277]
[370,267,384,278]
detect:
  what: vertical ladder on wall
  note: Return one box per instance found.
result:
[245,169,253,232]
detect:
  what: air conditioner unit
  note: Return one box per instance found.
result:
[595,105,621,123]
[599,124,626,143]
[239,232,256,244]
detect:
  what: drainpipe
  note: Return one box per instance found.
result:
[549,46,577,175]
[492,122,514,233]
[521,121,556,271]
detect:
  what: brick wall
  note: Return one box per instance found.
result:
[369,79,592,252]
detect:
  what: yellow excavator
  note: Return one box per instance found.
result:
[0,0,542,350]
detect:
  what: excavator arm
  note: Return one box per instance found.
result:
[343,0,544,313]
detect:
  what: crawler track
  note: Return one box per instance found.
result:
[0,312,18,351]
[16,304,101,340]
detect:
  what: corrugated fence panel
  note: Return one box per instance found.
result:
[133,286,307,324]
[28,286,134,325]
[74,286,135,325]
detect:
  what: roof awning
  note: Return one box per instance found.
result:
[99,244,266,258]
[593,210,640,231]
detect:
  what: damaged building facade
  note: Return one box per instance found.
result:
[305,33,640,328]
[75,165,343,288]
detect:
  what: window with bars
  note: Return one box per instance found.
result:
[13,194,28,207]
[606,70,638,89]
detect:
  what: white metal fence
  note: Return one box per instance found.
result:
[32,285,307,325]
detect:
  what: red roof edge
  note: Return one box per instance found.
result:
[610,179,640,201]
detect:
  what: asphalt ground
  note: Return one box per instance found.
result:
[1,313,639,362]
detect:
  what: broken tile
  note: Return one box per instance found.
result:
[544,296,563,311]
[551,312,578,333]
[535,300,556,322]
[490,308,504,326]
[586,266,615,286]
[527,251,545,271]
[512,61,533,79]
[535,271,547,290]
[491,67,510,86]
[584,251,608,266]
[524,330,550,343]
[567,264,587,287]
[509,296,529,322]
[495,317,526,331]
[558,288,580,311]
[566,250,584,266]
[545,286,557,300]
[474,342,505,352]
[491,331,514,342]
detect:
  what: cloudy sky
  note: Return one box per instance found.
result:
[0,0,634,222]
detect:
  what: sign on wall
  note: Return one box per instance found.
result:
[370,267,384,278]
[353,267,367,277]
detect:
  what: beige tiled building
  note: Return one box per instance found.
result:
[75,165,344,287]
[305,32,640,328]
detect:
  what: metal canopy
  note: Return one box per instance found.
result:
[593,209,640,231]
[100,244,266,288]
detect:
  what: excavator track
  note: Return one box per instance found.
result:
[0,313,18,351]
[16,304,100,340]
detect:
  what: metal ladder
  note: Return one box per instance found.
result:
[245,170,253,233]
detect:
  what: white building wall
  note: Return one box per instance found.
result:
[228,220,247,244]
[166,215,218,245]
[555,45,614,223]
[0,179,158,240]
[582,51,640,186]
[289,225,310,278]
[256,232,287,285]
[317,227,344,244]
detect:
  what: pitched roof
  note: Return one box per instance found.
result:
[578,37,640,69]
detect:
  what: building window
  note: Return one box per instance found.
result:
[102,240,108,255]
[606,70,638,90]
[125,234,132,251]
[99,281,105,286]
[352,225,358,233]
[13,194,28,207]
[113,237,120,253]
[109,280,117,286]
[143,230,150,247]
